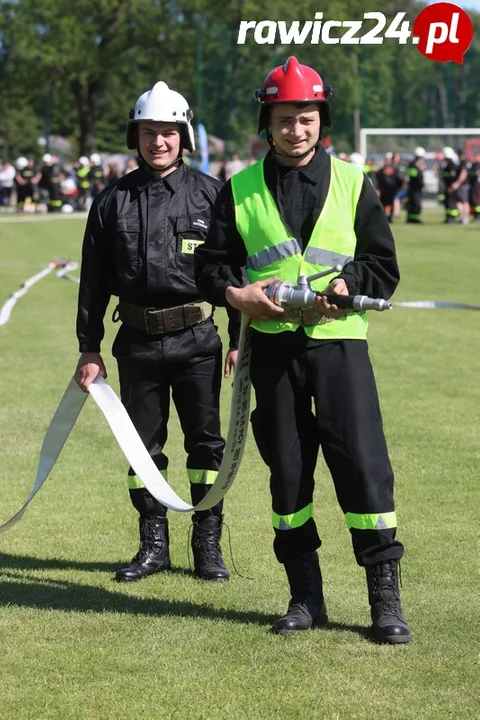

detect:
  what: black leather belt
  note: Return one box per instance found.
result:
[114,300,213,335]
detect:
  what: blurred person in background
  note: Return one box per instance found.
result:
[74,81,240,585]
[349,152,365,170]
[451,149,471,225]
[225,151,245,180]
[392,152,407,219]
[405,147,425,224]
[14,157,40,212]
[440,147,459,224]
[124,157,138,174]
[76,156,92,211]
[469,152,480,221]
[375,153,403,223]
[106,162,122,184]
[40,153,66,212]
[89,153,105,202]
[216,158,227,183]
[0,160,16,207]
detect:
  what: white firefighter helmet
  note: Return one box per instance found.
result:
[16,157,28,170]
[126,81,195,153]
[79,156,90,166]
[443,146,455,160]
[350,152,365,169]
[90,153,101,166]
[42,153,53,165]
[61,177,77,195]
[414,146,426,158]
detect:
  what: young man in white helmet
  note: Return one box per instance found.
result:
[74,81,239,584]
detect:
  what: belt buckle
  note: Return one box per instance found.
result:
[145,308,163,335]
[165,307,184,332]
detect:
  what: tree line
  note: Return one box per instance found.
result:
[0,0,478,160]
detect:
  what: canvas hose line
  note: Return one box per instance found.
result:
[393,301,480,310]
[0,314,252,534]
[0,259,78,326]
[1,260,479,532]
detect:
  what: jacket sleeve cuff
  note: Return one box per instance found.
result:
[78,343,101,353]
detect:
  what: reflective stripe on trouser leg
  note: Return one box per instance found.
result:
[127,468,168,490]
[272,503,314,530]
[190,477,223,517]
[187,469,219,484]
[345,511,397,531]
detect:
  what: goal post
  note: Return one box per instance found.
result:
[359,128,480,161]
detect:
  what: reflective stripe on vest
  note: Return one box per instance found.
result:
[231,157,368,340]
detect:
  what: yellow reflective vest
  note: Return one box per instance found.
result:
[231,156,368,340]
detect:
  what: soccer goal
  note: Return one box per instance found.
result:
[359,128,480,161]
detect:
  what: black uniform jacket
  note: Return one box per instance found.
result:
[77,160,240,353]
[195,147,400,308]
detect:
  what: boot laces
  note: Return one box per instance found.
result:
[187,520,252,579]
[193,524,223,563]
[371,563,402,617]
[131,518,166,564]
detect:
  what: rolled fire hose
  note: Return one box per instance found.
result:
[0,316,252,534]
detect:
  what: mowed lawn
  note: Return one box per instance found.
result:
[0,212,478,720]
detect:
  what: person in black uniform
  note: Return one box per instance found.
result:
[88,153,105,202]
[469,152,480,221]
[14,157,40,211]
[375,154,403,223]
[406,147,425,224]
[41,154,65,212]
[451,149,471,225]
[440,147,459,223]
[75,156,92,211]
[74,82,240,584]
[195,56,410,644]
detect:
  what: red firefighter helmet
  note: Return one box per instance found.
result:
[255,56,333,134]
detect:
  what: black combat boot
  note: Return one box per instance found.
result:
[274,551,328,634]
[365,560,411,644]
[191,514,230,582]
[115,515,171,582]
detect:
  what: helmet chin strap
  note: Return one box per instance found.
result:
[133,126,183,176]
[137,151,183,175]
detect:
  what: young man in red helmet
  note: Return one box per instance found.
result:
[195,57,410,643]
[75,82,239,584]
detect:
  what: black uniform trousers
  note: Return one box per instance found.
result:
[444,187,459,220]
[249,329,404,567]
[407,188,422,221]
[379,193,395,222]
[112,318,225,517]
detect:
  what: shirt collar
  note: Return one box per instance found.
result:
[266,145,329,184]
[136,159,186,192]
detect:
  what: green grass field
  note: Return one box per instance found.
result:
[0,212,478,719]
